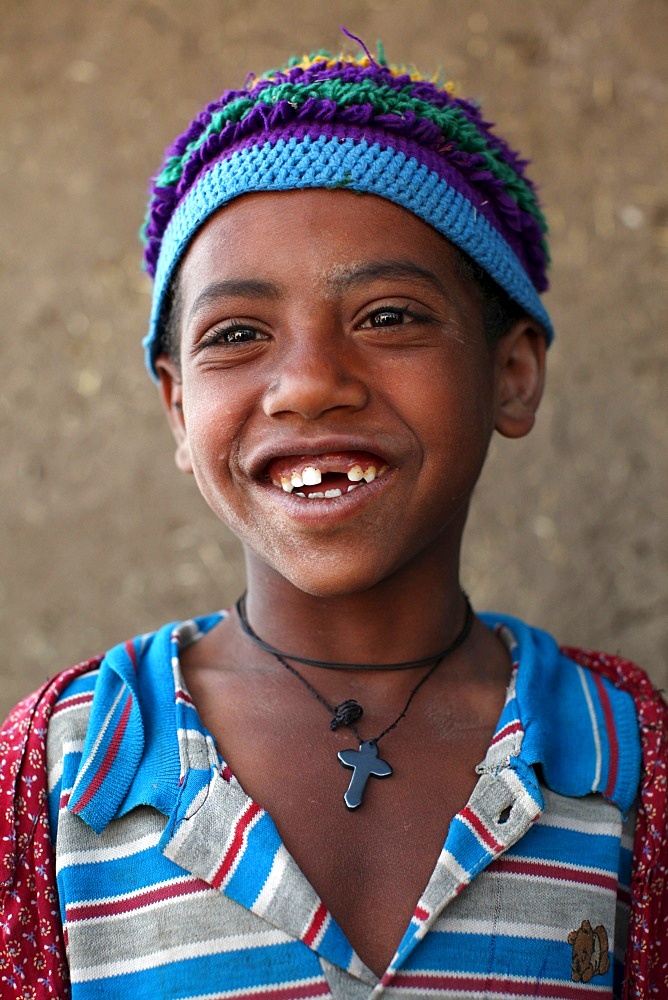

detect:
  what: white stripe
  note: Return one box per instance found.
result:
[431,916,578,942]
[56,830,162,872]
[70,683,126,793]
[252,844,290,916]
[69,928,292,982]
[577,664,602,791]
[47,739,84,792]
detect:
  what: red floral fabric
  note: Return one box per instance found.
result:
[0,658,101,999]
[0,649,665,998]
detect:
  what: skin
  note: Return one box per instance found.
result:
[156,189,546,975]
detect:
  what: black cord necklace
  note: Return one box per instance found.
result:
[235,594,474,809]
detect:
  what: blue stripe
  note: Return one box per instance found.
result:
[73,940,325,994]
[59,841,187,900]
[316,917,355,971]
[509,821,621,869]
[408,928,613,985]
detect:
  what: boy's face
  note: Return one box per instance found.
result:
[157,189,544,597]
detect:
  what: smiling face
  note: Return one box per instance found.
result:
[157,189,544,599]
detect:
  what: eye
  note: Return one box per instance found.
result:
[367,307,408,328]
[201,323,269,348]
[359,304,431,331]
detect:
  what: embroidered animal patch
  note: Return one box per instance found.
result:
[568,919,610,982]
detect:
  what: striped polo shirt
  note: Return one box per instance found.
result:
[47,613,640,999]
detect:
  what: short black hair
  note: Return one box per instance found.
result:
[158,245,527,368]
[452,247,527,344]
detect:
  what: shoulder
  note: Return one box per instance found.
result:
[0,656,103,892]
[481,613,662,812]
[46,613,224,835]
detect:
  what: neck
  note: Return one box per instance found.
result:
[242,543,468,669]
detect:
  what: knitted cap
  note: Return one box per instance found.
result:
[142,47,551,377]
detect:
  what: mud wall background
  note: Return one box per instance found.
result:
[2,0,666,718]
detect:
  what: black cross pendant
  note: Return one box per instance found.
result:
[337,739,392,809]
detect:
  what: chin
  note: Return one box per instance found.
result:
[253,541,395,599]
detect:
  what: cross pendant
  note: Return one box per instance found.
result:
[337,739,392,809]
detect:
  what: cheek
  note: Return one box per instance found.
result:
[400,358,496,451]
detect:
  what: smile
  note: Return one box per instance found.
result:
[266,452,390,500]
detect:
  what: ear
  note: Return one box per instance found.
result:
[493,319,547,439]
[155,354,193,474]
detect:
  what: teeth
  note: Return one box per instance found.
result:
[277,462,388,495]
[302,467,322,486]
[306,491,325,499]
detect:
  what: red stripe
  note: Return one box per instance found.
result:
[459,805,504,853]
[211,802,262,889]
[302,901,328,947]
[492,856,617,892]
[59,792,70,809]
[52,692,94,715]
[391,972,606,998]
[413,905,429,922]
[491,720,523,745]
[221,763,234,783]
[67,877,210,921]
[229,984,330,1000]
[70,694,133,814]
[124,640,137,671]
[175,687,194,706]
[592,673,619,798]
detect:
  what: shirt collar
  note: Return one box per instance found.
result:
[69,611,640,833]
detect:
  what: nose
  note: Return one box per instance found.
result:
[262,329,369,421]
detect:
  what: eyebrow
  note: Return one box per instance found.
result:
[187,260,448,322]
[188,279,282,321]
[328,260,448,296]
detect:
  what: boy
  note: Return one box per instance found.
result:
[1,46,666,1000]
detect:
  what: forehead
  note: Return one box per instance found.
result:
[177,189,476,309]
